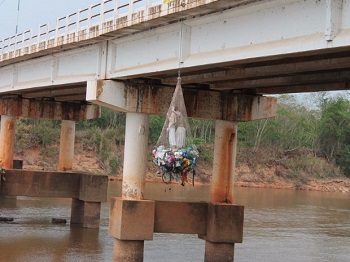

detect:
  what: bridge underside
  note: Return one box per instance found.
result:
[0,49,349,108]
[0,0,349,107]
[1,47,350,101]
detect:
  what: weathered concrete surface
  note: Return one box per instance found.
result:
[109,199,244,240]
[87,80,277,121]
[71,199,102,228]
[1,170,80,198]
[0,98,100,121]
[79,173,108,202]
[122,113,149,200]
[211,121,237,203]
[58,120,75,172]
[204,120,242,261]
[110,198,155,241]
[200,203,244,244]
[113,239,144,262]
[154,201,208,235]
[0,115,15,169]
[1,170,107,199]
[1,170,107,228]
[204,241,235,262]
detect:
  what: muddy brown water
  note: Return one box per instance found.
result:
[1,181,349,262]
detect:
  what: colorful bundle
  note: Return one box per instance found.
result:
[152,145,199,185]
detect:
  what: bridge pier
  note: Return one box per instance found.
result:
[0,115,15,169]
[202,120,240,262]
[58,120,76,172]
[56,120,88,227]
[112,112,151,261]
[109,114,243,261]
[1,170,108,228]
[0,98,105,228]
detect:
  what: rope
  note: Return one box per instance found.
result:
[178,0,186,79]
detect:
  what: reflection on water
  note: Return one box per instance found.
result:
[1,182,350,262]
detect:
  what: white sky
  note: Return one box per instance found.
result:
[0,0,102,40]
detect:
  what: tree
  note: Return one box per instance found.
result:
[318,98,350,167]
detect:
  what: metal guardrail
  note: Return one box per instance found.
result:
[0,0,188,62]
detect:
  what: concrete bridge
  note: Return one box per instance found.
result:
[0,0,349,261]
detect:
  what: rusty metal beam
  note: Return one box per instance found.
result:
[0,97,100,120]
[87,80,277,121]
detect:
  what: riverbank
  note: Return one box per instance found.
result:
[108,173,350,194]
[234,179,350,193]
[15,143,350,194]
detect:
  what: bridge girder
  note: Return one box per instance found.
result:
[0,97,100,121]
[86,80,277,121]
[0,0,350,106]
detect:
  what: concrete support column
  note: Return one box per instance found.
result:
[71,199,101,228]
[0,115,16,169]
[210,120,237,203]
[205,241,235,262]
[114,240,144,262]
[58,120,75,172]
[121,112,149,200]
[113,112,149,262]
[205,120,238,262]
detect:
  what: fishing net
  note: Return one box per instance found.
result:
[152,77,199,185]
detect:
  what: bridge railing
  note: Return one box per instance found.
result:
[0,0,189,63]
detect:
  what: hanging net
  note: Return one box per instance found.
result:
[152,77,199,186]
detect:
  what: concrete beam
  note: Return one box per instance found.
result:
[109,199,244,241]
[87,80,277,121]
[154,201,208,235]
[1,170,108,201]
[325,0,344,41]
[110,198,155,240]
[0,97,100,120]
[1,170,80,198]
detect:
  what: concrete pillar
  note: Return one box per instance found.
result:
[113,112,149,262]
[121,112,149,200]
[58,120,75,172]
[0,115,16,169]
[205,120,238,262]
[71,199,101,228]
[114,240,144,262]
[205,241,235,262]
[210,120,237,203]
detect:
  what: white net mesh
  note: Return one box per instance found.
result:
[152,77,199,185]
[155,77,194,149]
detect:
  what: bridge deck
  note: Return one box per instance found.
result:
[0,0,350,103]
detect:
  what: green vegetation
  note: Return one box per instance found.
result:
[14,93,350,182]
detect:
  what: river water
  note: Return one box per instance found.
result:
[1,181,349,262]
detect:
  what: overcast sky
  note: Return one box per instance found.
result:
[0,0,102,40]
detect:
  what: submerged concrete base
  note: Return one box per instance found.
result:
[71,199,102,228]
[113,239,144,262]
[204,241,235,262]
[109,198,244,261]
[0,169,108,228]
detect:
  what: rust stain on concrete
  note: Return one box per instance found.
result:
[212,126,236,204]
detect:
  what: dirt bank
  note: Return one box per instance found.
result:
[15,144,350,194]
